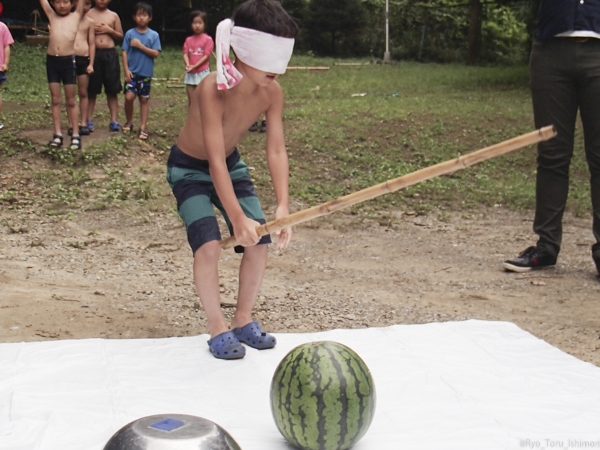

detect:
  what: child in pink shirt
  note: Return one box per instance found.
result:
[0,20,14,129]
[182,10,214,105]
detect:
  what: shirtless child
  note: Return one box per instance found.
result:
[166,0,297,360]
[69,0,94,136]
[86,0,123,132]
[39,0,86,150]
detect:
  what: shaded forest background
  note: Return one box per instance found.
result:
[3,0,540,64]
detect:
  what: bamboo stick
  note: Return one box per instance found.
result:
[220,125,557,249]
[287,66,330,70]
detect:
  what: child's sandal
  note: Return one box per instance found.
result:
[232,321,277,350]
[69,135,82,150]
[122,122,134,132]
[48,134,63,148]
[138,129,148,140]
[207,331,246,360]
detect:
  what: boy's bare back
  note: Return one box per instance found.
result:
[177,71,283,161]
[87,4,123,49]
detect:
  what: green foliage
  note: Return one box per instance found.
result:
[2,44,49,103]
[305,0,369,56]
[0,48,593,224]
[383,1,529,64]
[480,4,529,64]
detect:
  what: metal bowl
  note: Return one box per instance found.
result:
[103,413,242,450]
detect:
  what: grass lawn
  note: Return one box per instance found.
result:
[0,44,592,222]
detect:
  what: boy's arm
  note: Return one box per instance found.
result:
[112,14,124,41]
[87,21,95,73]
[264,84,292,248]
[130,39,160,59]
[199,82,262,247]
[38,0,55,20]
[75,0,85,15]
[122,49,132,82]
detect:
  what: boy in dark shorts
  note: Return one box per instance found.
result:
[39,0,86,150]
[166,0,297,360]
[70,0,95,136]
[121,2,161,140]
[86,0,123,132]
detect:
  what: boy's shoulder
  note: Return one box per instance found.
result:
[82,15,95,26]
[128,27,158,36]
[89,7,118,18]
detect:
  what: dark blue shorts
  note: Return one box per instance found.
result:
[46,55,77,85]
[75,56,90,77]
[0,72,6,84]
[124,74,152,98]
[166,144,271,254]
[88,48,121,95]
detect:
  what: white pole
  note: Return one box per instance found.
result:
[384,0,391,62]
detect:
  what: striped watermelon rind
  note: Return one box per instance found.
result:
[270,341,376,450]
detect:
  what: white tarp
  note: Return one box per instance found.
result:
[0,320,599,449]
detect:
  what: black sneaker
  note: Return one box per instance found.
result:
[259,119,267,133]
[248,122,258,132]
[503,246,557,272]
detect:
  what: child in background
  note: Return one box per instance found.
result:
[121,2,161,140]
[183,10,214,105]
[39,0,86,150]
[166,0,297,360]
[0,18,14,130]
[86,0,123,132]
[69,0,95,136]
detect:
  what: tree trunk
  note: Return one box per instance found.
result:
[467,0,482,64]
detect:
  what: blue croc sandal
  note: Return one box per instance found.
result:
[233,321,276,350]
[207,330,246,360]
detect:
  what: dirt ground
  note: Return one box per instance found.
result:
[1,114,600,367]
[2,201,599,365]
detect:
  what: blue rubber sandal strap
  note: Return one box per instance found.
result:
[207,330,245,360]
[233,321,276,350]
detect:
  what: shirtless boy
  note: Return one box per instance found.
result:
[39,0,86,150]
[69,0,94,136]
[86,0,123,132]
[166,0,298,360]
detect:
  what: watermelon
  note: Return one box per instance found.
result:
[270,341,376,450]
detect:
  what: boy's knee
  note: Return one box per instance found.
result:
[245,243,268,258]
[65,97,78,109]
[194,240,221,262]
